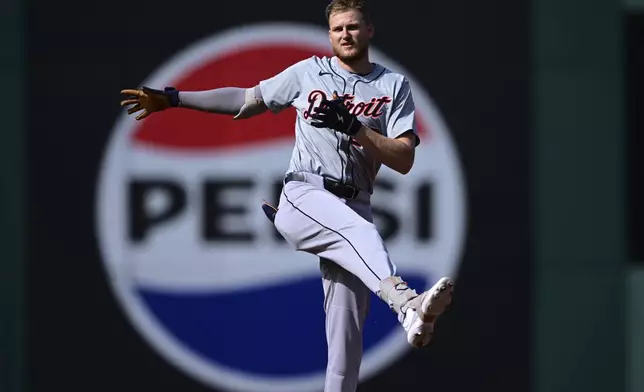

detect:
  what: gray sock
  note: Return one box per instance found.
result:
[377,276,419,314]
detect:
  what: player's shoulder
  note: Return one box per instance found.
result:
[306,55,336,73]
[272,55,318,75]
[287,55,330,70]
[371,63,412,95]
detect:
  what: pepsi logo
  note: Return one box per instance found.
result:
[97,23,467,392]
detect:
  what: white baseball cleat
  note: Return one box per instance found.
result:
[399,277,454,348]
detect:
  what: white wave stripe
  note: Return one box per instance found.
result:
[129,241,448,292]
[122,140,459,292]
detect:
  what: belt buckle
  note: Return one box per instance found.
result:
[346,186,358,200]
[338,182,358,200]
[323,177,359,200]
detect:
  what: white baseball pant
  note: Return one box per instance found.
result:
[273,172,397,392]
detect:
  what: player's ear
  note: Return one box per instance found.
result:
[367,23,375,39]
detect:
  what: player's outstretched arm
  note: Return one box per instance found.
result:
[120,85,267,121]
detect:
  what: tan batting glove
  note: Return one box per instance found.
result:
[120,87,174,121]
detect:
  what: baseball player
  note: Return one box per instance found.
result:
[120,0,453,391]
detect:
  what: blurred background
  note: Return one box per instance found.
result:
[0,0,640,391]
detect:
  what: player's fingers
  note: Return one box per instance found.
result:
[309,112,328,121]
[310,121,327,128]
[313,106,330,114]
[327,92,343,103]
[136,110,150,121]
[127,104,144,115]
[120,98,139,107]
[319,99,340,110]
[121,89,144,97]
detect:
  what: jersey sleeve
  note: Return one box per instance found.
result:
[258,58,308,113]
[386,78,420,146]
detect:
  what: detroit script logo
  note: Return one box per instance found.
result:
[303,90,392,120]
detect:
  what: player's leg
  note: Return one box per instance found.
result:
[274,180,393,292]
[319,258,370,392]
[274,180,453,348]
[378,275,454,347]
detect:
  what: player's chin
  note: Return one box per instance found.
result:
[337,49,363,63]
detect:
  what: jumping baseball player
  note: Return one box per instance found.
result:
[120,1,453,391]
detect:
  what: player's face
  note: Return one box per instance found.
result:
[328,9,373,64]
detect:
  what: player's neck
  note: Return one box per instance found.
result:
[336,57,374,76]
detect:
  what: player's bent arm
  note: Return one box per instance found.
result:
[178,85,268,119]
[354,127,416,175]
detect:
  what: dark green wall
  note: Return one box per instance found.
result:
[534,0,626,391]
[625,5,644,392]
[0,0,24,390]
[625,0,644,10]
[629,269,644,392]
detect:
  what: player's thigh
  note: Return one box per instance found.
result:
[274,181,366,250]
[277,181,394,285]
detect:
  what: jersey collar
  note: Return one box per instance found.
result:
[330,56,385,83]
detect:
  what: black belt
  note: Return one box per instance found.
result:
[284,172,360,200]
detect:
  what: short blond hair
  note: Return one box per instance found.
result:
[325,0,372,25]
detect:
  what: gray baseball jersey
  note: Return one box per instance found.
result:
[262,55,419,392]
[258,56,418,194]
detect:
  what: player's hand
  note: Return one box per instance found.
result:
[310,91,362,136]
[120,86,180,121]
